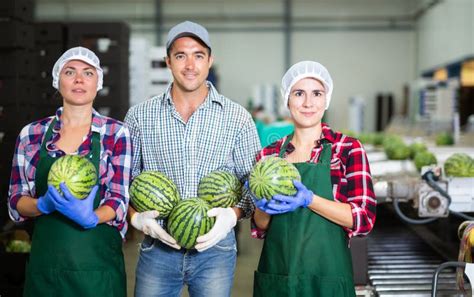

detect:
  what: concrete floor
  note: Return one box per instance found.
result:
[123,220,263,297]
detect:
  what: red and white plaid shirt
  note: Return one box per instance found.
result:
[251,123,376,239]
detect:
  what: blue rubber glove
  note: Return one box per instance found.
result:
[244,180,272,213]
[254,197,273,212]
[265,180,314,215]
[37,185,61,214]
[51,183,99,229]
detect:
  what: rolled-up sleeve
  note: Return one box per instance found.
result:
[124,108,142,180]
[8,129,34,222]
[342,142,376,238]
[233,116,261,219]
[101,125,132,230]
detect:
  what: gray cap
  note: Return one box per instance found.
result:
[166,21,211,51]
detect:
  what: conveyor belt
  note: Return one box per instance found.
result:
[367,207,471,296]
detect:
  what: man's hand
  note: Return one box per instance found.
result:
[195,208,237,252]
[131,210,181,250]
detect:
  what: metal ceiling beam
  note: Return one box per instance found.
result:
[155,0,163,45]
[284,0,291,71]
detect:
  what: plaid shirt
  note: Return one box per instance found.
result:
[8,107,132,238]
[251,123,376,239]
[124,82,261,220]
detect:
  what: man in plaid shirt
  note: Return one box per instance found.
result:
[124,21,260,297]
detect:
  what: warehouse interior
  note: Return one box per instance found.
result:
[1,0,474,296]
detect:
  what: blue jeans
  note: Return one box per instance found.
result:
[134,230,237,297]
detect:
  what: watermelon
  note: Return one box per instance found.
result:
[198,171,242,208]
[167,198,215,249]
[444,153,474,177]
[384,138,411,160]
[413,151,437,172]
[47,155,97,199]
[249,156,301,200]
[409,142,427,159]
[129,171,180,218]
[435,132,454,146]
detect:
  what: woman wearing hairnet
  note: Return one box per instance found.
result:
[251,61,376,296]
[7,47,131,296]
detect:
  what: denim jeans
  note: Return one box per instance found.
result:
[134,229,237,297]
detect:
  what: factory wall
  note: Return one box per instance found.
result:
[35,0,423,130]
[416,0,474,73]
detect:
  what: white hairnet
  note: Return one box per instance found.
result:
[52,46,103,91]
[281,61,333,110]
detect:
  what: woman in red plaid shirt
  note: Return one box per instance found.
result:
[252,61,376,297]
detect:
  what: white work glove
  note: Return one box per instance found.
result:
[131,210,181,250]
[195,207,237,252]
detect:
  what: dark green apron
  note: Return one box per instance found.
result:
[23,119,126,297]
[254,134,355,297]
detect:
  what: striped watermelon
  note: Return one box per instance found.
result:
[249,156,301,200]
[167,198,215,249]
[444,153,474,177]
[198,171,242,208]
[130,171,180,218]
[47,155,97,199]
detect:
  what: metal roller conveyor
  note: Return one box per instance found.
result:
[366,206,471,296]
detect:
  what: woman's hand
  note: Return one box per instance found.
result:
[245,180,273,213]
[265,180,314,215]
[36,185,61,214]
[51,183,99,229]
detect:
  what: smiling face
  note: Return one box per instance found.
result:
[288,77,327,129]
[58,60,98,107]
[166,36,213,95]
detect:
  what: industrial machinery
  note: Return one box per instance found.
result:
[374,166,474,224]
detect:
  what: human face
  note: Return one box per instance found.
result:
[59,60,98,106]
[166,37,213,94]
[288,78,327,129]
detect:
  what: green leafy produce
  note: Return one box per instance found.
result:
[413,151,437,171]
[444,153,474,177]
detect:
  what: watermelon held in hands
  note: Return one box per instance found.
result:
[198,170,242,208]
[167,198,215,249]
[129,171,180,218]
[249,156,301,201]
[47,155,97,199]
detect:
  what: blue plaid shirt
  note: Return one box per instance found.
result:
[124,82,261,218]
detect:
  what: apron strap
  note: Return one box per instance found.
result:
[39,118,57,160]
[278,133,332,165]
[278,133,294,158]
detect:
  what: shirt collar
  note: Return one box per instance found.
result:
[321,123,336,144]
[162,81,224,109]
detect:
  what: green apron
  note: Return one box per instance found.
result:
[23,119,126,297]
[254,134,355,297]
